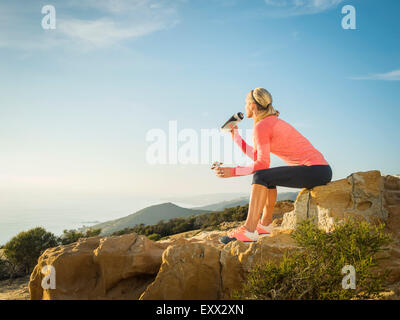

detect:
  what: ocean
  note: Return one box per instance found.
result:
[0,194,200,245]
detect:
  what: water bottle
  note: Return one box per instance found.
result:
[221,112,244,132]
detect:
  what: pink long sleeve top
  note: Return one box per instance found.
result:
[231,115,329,177]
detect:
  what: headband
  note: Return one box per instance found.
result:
[251,90,271,109]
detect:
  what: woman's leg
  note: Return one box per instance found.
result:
[243,184,268,232]
[248,165,332,230]
[252,165,332,190]
[226,165,332,240]
[260,188,277,226]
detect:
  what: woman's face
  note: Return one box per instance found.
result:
[245,91,255,118]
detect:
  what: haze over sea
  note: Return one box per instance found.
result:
[0,193,200,245]
[0,191,253,245]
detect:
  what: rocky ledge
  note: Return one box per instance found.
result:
[29,170,400,300]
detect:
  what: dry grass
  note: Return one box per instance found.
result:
[0,275,30,300]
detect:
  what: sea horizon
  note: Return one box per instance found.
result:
[0,192,254,245]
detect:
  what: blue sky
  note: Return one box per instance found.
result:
[0,0,399,203]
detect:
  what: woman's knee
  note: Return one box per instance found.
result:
[319,167,333,185]
[252,171,275,188]
[252,171,264,185]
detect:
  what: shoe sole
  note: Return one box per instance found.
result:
[219,236,258,245]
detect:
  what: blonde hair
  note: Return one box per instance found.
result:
[250,87,280,151]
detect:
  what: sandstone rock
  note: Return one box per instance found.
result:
[218,233,297,298]
[383,174,400,240]
[140,242,223,300]
[139,233,297,300]
[280,170,390,232]
[29,170,400,300]
[29,234,168,300]
[278,170,400,287]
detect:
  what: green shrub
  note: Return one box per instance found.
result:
[111,204,250,237]
[3,227,59,274]
[0,257,22,281]
[147,233,161,241]
[58,229,83,245]
[233,219,393,300]
[84,228,101,238]
[58,228,102,245]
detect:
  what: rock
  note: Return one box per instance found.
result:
[140,242,223,300]
[273,200,295,221]
[383,174,400,240]
[218,233,296,298]
[280,170,391,232]
[29,234,168,300]
[139,233,297,300]
[29,170,400,300]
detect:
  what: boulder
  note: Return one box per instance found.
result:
[139,233,296,300]
[280,170,396,232]
[29,234,168,300]
[28,170,400,300]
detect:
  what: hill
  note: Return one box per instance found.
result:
[193,191,298,211]
[193,197,249,211]
[276,191,299,201]
[87,202,210,236]
[87,192,299,236]
[162,193,248,206]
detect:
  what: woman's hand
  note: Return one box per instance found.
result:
[215,166,233,178]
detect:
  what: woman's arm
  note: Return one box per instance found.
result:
[232,128,257,160]
[230,124,271,177]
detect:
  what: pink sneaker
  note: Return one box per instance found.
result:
[256,222,272,235]
[219,226,259,244]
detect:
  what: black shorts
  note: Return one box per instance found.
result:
[252,164,332,190]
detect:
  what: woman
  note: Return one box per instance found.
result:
[215,87,332,244]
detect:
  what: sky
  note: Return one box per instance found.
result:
[0,0,399,208]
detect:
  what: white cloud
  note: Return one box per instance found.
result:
[264,0,345,17]
[0,0,182,51]
[68,0,185,15]
[57,18,171,48]
[351,69,400,81]
[0,0,345,51]
[60,1,181,48]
